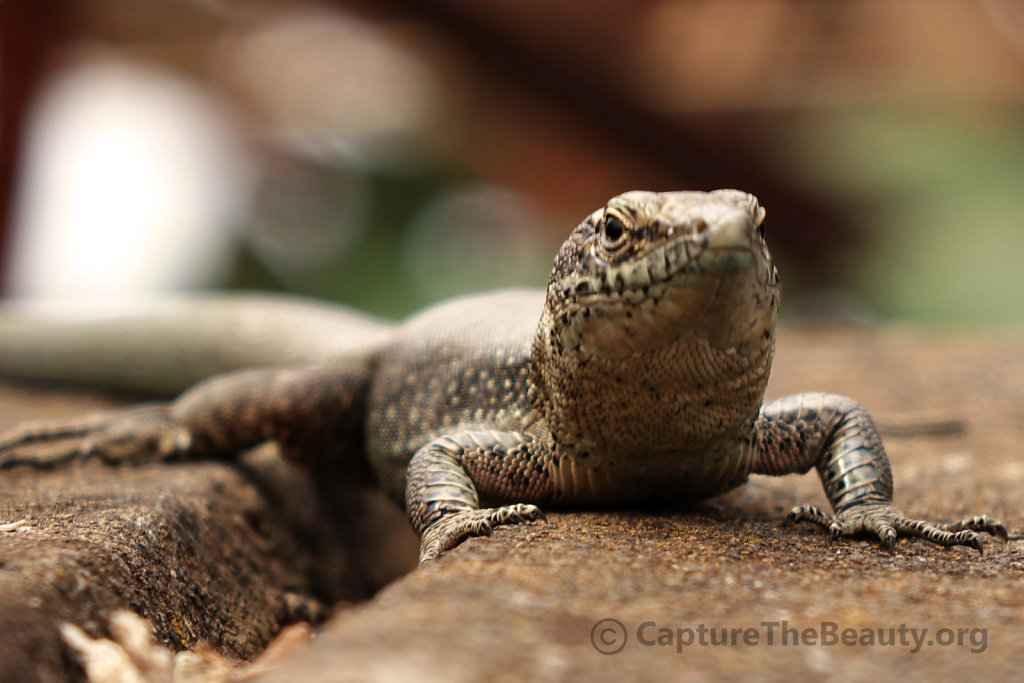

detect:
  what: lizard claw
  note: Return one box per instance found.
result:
[419,503,544,563]
[785,502,1005,553]
[877,526,897,551]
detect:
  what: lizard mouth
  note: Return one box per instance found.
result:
[557,222,769,359]
[571,212,760,308]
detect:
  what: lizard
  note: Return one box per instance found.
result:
[0,189,1006,562]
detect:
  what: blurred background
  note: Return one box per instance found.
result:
[2,0,1023,322]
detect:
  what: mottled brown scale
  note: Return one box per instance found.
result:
[0,190,1006,562]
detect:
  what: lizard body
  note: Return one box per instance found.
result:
[0,190,1005,561]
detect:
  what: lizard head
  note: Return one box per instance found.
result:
[541,189,778,360]
[533,189,779,492]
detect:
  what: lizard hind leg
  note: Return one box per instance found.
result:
[0,405,191,470]
[405,431,555,562]
[0,361,374,473]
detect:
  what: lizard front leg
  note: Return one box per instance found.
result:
[406,431,555,562]
[751,393,1006,552]
[0,360,371,472]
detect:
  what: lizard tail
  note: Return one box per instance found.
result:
[0,293,395,397]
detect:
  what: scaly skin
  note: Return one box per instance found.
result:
[0,190,1006,561]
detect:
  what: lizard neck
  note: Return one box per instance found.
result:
[531,275,777,459]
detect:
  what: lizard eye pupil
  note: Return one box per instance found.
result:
[603,215,625,246]
[758,221,767,238]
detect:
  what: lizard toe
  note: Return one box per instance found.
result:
[945,514,1008,542]
[784,504,834,529]
[418,504,546,563]
[798,503,1000,553]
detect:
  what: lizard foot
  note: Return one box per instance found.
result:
[419,504,545,563]
[0,406,191,470]
[786,503,1007,553]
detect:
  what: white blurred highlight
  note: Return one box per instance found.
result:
[7,61,254,301]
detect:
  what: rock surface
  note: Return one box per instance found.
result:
[0,388,416,682]
[1,326,1023,681]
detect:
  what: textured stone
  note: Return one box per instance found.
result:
[0,385,415,681]
[1,327,1023,681]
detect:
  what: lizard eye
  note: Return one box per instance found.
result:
[602,214,627,250]
[758,220,767,239]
